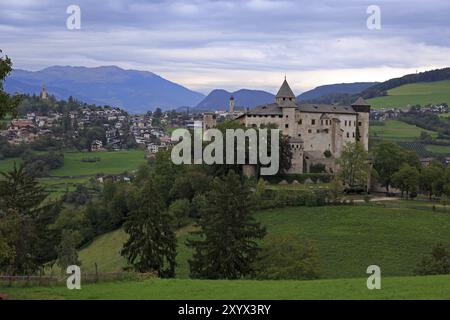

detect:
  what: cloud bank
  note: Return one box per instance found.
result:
[1,0,450,94]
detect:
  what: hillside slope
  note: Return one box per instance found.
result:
[367,80,450,108]
[297,82,377,102]
[78,205,450,279]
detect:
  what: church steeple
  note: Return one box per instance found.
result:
[40,84,49,100]
[275,78,296,105]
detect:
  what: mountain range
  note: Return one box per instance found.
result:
[7,64,440,113]
[195,89,275,111]
[4,66,205,113]
[296,82,378,102]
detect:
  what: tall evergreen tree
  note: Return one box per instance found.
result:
[121,178,177,277]
[187,171,266,279]
[0,164,58,275]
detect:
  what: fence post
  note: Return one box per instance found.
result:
[95,263,99,283]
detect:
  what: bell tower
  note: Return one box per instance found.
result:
[229,95,235,113]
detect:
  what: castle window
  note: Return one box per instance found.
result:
[344,120,347,126]
[352,132,355,138]
[358,121,362,126]
[286,115,288,118]
[317,129,320,133]
[279,115,283,118]
[325,129,329,133]
[311,119,315,125]
[346,132,350,138]
[271,115,275,118]
[298,119,302,125]
[308,129,312,133]
[298,134,301,137]
[285,124,289,128]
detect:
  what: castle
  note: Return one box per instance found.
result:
[203,79,370,174]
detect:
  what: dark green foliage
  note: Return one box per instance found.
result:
[372,141,411,192]
[309,163,326,173]
[253,234,320,280]
[168,199,191,228]
[0,50,21,120]
[415,243,450,275]
[187,171,266,279]
[265,173,332,184]
[121,178,177,277]
[21,151,64,177]
[0,164,60,275]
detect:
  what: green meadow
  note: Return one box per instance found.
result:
[367,80,450,109]
[0,150,147,195]
[369,120,436,141]
[2,275,450,300]
[50,150,147,177]
[76,205,450,280]
[0,150,147,177]
[425,144,450,155]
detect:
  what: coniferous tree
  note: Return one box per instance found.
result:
[121,178,177,277]
[187,170,266,279]
[0,164,58,275]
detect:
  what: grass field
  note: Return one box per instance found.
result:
[2,275,450,300]
[367,80,450,109]
[76,205,450,279]
[0,157,22,173]
[50,150,147,176]
[0,150,147,196]
[425,144,450,155]
[369,120,437,141]
[0,150,147,177]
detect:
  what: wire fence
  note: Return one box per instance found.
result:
[0,272,127,288]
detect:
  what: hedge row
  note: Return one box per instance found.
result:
[264,173,333,184]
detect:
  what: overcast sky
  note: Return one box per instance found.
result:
[1,0,450,94]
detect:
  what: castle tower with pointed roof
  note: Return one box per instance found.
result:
[232,77,371,174]
[275,78,296,105]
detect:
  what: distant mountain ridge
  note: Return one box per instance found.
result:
[195,89,275,111]
[360,68,450,99]
[297,82,378,102]
[4,66,205,113]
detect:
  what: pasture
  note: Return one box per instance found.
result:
[367,80,450,109]
[2,275,450,300]
[76,204,450,279]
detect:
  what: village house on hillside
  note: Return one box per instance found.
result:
[203,79,370,174]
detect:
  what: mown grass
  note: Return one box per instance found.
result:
[0,150,147,177]
[50,150,147,177]
[425,144,450,155]
[369,120,437,141]
[367,80,450,109]
[2,275,450,300]
[76,205,450,280]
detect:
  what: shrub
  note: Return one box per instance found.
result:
[253,234,320,280]
[324,150,332,158]
[310,163,327,173]
[415,243,450,275]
